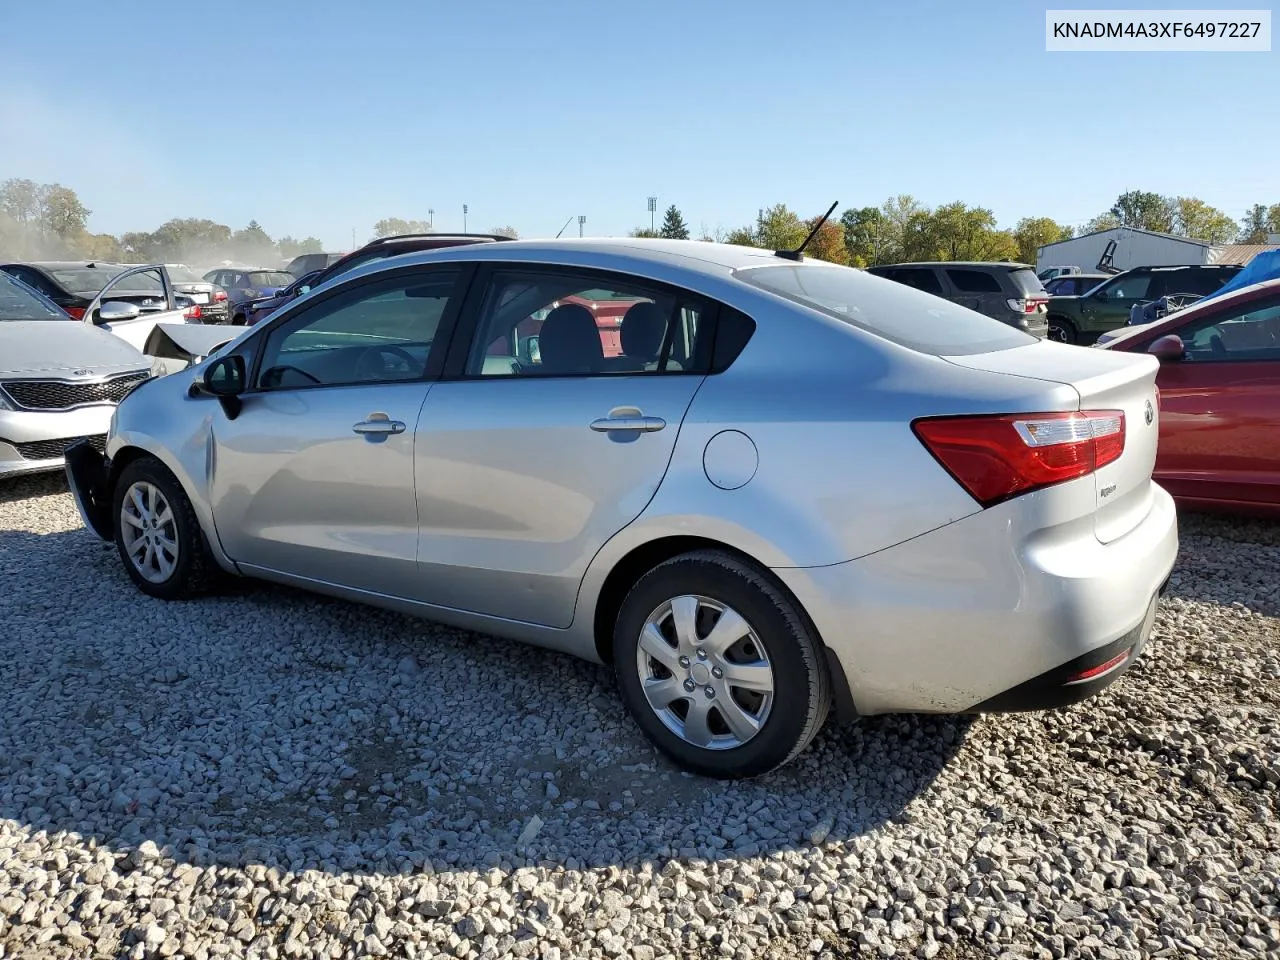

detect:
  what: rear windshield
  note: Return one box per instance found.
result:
[1009,268,1047,296]
[248,271,293,287]
[47,265,128,293]
[0,272,67,321]
[735,263,1036,356]
[165,265,207,282]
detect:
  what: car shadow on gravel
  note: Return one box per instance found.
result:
[0,514,971,879]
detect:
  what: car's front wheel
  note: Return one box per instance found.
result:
[613,551,831,778]
[113,456,214,600]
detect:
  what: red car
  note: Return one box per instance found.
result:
[1099,278,1280,516]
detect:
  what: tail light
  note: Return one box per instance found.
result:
[214,290,228,302]
[63,306,86,320]
[183,304,202,320]
[912,410,1126,507]
[1007,298,1048,314]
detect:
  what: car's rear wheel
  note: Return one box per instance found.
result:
[113,456,214,600]
[1047,317,1077,344]
[613,550,831,779]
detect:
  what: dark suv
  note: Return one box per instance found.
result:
[247,233,513,324]
[1045,263,1243,344]
[866,261,1049,336]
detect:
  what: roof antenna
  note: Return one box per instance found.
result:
[553,216,574,239]
[775,200,838,261]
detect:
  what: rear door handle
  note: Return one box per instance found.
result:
[590,415,666,433]
[353,412,406,436]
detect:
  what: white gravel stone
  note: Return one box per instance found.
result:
[1,476,1278,960]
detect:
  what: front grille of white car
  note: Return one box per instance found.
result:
[1,371,150,411]
[10,434,107,461]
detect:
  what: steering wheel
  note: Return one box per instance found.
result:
[356,344,419,380]
[261,365,321,387]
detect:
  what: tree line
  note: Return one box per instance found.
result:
[636,191,1280,267]
[5,176,1279,272]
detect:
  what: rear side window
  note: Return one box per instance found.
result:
[1177,270,1235,296]
[737,263,1035,356]
[945,269,1003,294]
[889,268,944,296]
[1008,269,1047,296]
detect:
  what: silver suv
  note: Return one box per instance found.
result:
[867,261,1050,337]
[0,271,152,478]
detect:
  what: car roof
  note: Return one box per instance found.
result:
[870,261,1035,270]
[14,261,130,270]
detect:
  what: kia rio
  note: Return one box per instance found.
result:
[66,239,1178,779]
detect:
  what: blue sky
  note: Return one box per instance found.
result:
[1,0,1275,248]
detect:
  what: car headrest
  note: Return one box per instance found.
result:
[620,301,668,362]
[538,303,603,374]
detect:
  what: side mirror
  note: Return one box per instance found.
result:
[1147,334,1185,362]
[98,301,142,323]
[197,354,247,396]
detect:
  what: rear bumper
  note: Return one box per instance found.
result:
[65,440,114,540]
[773,482,1179,715]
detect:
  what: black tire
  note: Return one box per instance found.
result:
[613,550,831,779]
[112,456,216,600]
[1047,316,1077,344]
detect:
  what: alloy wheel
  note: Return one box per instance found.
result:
[119,481,179,584]
[635,595,774,750]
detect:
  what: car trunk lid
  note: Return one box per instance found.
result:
[942,340,1162,543]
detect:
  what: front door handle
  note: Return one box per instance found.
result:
[590,415,666,433]
[353,412,406,436]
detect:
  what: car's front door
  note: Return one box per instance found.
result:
[207,265,466,596]
[1153,294,1280,506]
[411,266,714,627]
[1085,271,1158,331]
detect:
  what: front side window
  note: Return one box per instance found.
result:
[1177,298,1280,362]
[738,262,1034,356]
[1103,273,1153,301]
[0,272,67,321]
[256,269,459,389]
[465,270,708,377]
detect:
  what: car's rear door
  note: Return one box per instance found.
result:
[206,264,468,596]
[1151,294,1280,506]
[411,264,713,628]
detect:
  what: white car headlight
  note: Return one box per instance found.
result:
[0,390,12,412]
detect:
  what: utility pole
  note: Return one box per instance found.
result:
[428,208,434,229]
[647,196,657,232]
[352,227,356,248]
[463,204,468,233]
[577,215,586,237]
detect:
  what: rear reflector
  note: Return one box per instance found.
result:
[1064,648,1131,685]
[912,410,1126,506]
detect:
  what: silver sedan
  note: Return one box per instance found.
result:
[66,239,1178,778]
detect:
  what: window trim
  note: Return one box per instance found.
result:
[1166,293,1280,365]
[239,262,476,394]
[440,262,720,381]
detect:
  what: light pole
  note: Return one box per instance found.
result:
[462,204,468,233]
[577,215,586,238]
[428,208,434,230]
[647,196,657,232]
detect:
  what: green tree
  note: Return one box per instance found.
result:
[1238,204,1271,243]
[659,205,689,240]
[803,216,848,265]
[1012,217,1073,265]
[629,227,662,238]
[373,217,432,238]
[277,235,324,258]
[1170,197,1238,244]
[839,207,887,266]
[755,204,807,251]
[1109,190,1175,233]
[230,220,275,262]
[37,184,91,238]
[1082,212,1122,234]
[724,226,756,246]
[0,178,41,226]
[901,202,1017,262]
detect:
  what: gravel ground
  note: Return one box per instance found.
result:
[0,472,1277,960]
